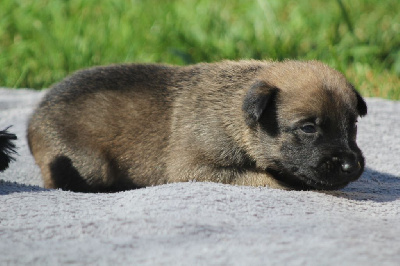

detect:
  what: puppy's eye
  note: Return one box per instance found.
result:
[300,123,317,134]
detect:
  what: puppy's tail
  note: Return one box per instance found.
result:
[0,126,17,172]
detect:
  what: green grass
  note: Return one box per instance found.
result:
[1,0,399,99]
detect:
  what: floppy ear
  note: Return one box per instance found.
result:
[242,81,278,127]
[351,85,367,117]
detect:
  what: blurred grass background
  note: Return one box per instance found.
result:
[0,0,399,99]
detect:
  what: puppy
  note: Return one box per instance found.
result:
[27,60,367,192]
[0,127,17,172]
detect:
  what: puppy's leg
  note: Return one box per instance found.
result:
[231,171,288,189]
[33,148,113,192]
[167,157,285,189]
[29,130,120,192]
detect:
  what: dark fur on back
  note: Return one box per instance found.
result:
[0,127,17,171]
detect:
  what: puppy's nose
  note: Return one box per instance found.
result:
[340,159,361,175]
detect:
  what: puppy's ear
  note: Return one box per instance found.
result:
[351,85,367,117]
[242,81,278,127]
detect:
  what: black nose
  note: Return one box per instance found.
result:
[340,158,361,175]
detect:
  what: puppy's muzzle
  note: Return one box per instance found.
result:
[329,152,363,181]
[340,158,361,175]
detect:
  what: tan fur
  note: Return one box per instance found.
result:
[28,60,367,192]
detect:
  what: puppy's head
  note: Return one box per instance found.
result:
[242,60,367,190]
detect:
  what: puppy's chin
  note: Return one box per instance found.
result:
[267,168,357,191]
[296,177,352,191]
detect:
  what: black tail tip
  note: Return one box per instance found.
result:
[0,126,17,172]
